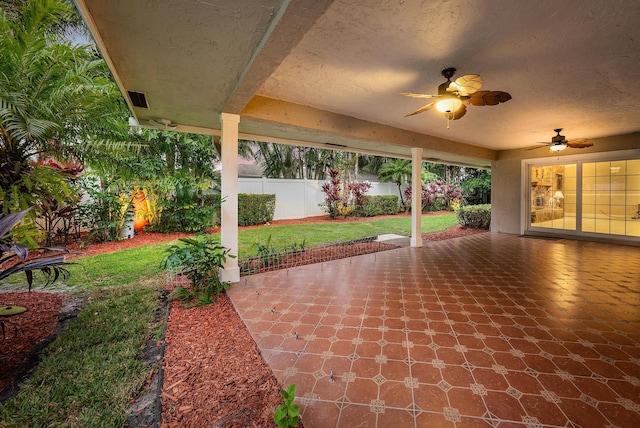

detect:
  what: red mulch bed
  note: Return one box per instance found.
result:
[0,292,64,397]
[0,213,486,426]
[161,294,283,427]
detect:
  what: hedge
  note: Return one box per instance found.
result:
[358,195,400,217]
[238,193,276,226]
[456,204,491,229]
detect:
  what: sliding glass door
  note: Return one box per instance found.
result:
[530,164,576,231]
[527,153,640,239]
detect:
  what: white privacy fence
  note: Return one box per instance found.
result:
[237,178,399,220]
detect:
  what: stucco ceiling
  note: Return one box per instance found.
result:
[76,0,640,167]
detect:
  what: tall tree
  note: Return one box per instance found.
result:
[250,142,336,179]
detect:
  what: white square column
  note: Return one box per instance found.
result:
[410,147,423,248]
[220,113,240,283]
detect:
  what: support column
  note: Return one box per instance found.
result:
[220,113,240,283]
[410,147,423,248]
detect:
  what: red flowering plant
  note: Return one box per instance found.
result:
[404,180,464,212]
[320,168,342,219]
[348,180,372,216]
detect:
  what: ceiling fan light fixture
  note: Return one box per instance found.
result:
[435,95,462,113]
[549,142,567,152]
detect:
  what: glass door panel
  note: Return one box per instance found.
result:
[582,160,640,237]
[530,164,576,230]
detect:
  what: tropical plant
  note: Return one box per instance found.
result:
[377,159,412,208]
[348,181,372,210]
[35,158,84,246]
[320,168,342,219]
[274,384,299,428]
[461,168,492,204]
[0,208,72,290]
[0,0,130,239]
[90,129,221,233]
[404,180,464,212]
[75,175,130,243]
[164,235,234,306]
[251,142,335,179]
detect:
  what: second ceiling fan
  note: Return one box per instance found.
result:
[401,67,512,128]
[533,129,593,152]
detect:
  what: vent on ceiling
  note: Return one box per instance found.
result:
[324,142,347,148]
[127,90,148,108]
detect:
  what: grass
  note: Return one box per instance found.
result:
[0,212,458,425]
[236,213,457,256]
[0,280,162,427]
[36,213,456,288]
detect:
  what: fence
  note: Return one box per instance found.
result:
[237,178,399,220]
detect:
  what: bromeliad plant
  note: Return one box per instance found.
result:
[164,235,234,306]
[0,208,72,290]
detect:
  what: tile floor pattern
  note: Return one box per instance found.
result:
[227,233,640,427]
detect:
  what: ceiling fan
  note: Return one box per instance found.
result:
[401,67,512,128]
[533,129,593,152]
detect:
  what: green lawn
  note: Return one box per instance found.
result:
[60,213,457,288]
[0,213,458,426]
[236,213,457,257]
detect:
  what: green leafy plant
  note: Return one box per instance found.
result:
[0,208,72,290]
[456,204,491,229]
[274,384,299,428]
[164,235,234,305]
[76,176,129,243]
[254,235,281,268]
[238,193,276,226]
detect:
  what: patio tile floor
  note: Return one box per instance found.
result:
[228,233,640,427]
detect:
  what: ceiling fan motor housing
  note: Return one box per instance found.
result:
[552,129,566,144]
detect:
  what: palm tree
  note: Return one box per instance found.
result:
[0,0,129,223]
[377,159,413,208]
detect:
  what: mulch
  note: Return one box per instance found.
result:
[161,294,283,427]
[0,214,487,426]
[0,292,64,399]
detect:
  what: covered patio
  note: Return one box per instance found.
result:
[73,1,640,425]
[229,233,640,426]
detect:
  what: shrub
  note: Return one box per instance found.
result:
[358,195,399,217]
[404,181,464,212]
[76,177,128,243]
[155,201,218,232]
[238,194,276,226]
[347,181,372,214]
[164,235,234,305]
[456,204,491,229]
[319,168,341,219]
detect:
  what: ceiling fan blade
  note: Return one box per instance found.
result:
[450,74,483,96]
[469,91,512,106]
[405,102,435,117]
[566,138,593,148]
[400,92,438,99]
[451,104,467,120]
